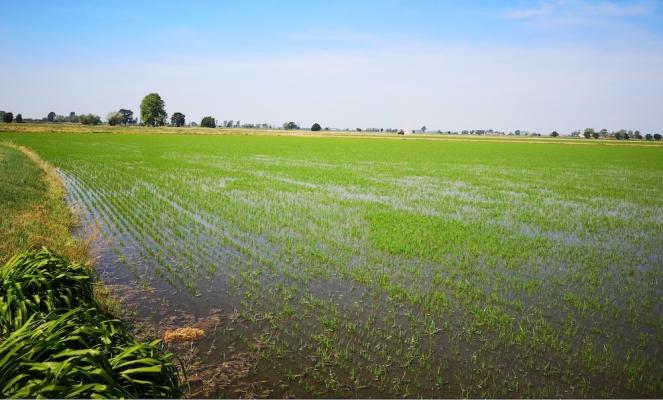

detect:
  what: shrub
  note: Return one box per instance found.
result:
[80,114,102,125]
[107,111,123,126]
[282,121,299,130]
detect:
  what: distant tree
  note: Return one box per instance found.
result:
[283,121,299,130]
[356,128,362,132]
[592,131,600,139]
[0,111,4,121]
[645,134,653,140]
[551,131,559,137]
[654,134,662,141]
[47,111,56,123]
[171,112,186,127]
[421,125,426,133]
[140,93,167,126]
[107,111,123,126]
[599,128,608,138]
[2,112,13,123]
[118,109,135,125]
[617,129,628,139]
[398,129,405,135]
[15,114,22,123]
[235,120,240,128]
[633,131,642,139]
[311,123,321,131]
[80,114,101,125]
[582,128,594,139]
[67,112,79,123]
[200,116,216,128]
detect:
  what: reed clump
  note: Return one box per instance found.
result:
[0,248,181,398]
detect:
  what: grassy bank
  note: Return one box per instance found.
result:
[0,142,90,265]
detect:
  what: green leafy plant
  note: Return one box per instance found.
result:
[0,249,181,398]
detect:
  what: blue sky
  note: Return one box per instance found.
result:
[2,0,663,132]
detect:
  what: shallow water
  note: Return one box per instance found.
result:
[5,132,660,398]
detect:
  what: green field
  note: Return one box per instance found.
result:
[1,130,662,397]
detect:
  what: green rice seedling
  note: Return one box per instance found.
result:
[2,130,662,397]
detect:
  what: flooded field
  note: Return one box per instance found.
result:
[2,131,662,397]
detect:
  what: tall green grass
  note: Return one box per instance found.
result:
[0,249,181,398]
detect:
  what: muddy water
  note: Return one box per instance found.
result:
[64,176,277,397]
[64,172,421,398]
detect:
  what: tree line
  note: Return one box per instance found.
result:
[574,128,662,141]
[2,93,662,140]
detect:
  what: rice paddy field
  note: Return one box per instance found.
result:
[1,130,662,398]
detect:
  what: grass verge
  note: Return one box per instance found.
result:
[0,141,92,265]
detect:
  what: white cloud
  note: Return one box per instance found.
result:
[587,1,657,16]
[502,0,658,23]
[502,1,560,19]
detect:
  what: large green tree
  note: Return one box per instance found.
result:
[311,123,321,131]
[2,112,13,123]
[140,93,167,126]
